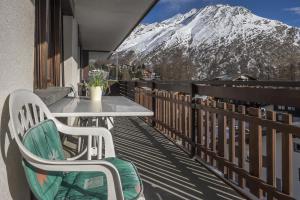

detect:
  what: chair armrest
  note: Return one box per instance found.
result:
[54,120,115,158]
[25,155,124,200]
[55,119,112,137]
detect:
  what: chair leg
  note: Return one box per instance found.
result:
[97,136,103,159]
[78,137,82,153]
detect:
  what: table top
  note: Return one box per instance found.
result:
[48,96,154,117]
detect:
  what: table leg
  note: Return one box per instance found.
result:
[87,135,92,160]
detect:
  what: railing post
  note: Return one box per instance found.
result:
[134,81,138,102]
[191,83,197,157]
[125,81,128,98]
[217,102,227,175]
[281,114,293,196]
[266,111,276,200]
[248,108,263,198]
[151,81,156,127]
[238,105,246,188]
[134,80,137,93]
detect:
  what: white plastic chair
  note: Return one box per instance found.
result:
[9,89,124,200]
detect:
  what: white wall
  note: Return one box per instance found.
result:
[63,16,80,91]
[0,0,35,199]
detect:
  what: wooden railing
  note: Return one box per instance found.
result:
[118,80,300,200]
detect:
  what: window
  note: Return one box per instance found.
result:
[278,105,285,110]
[277,114,283,121]
[276,178,282,191]
[288,107,296,111]
[294,143,300,153]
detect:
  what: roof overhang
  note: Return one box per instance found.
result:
[73,0,158,53]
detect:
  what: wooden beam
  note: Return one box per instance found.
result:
[266,111,276,200]
[238,105,246,188]
[196,85,300,108]
[228,103,236,179]
[217,102,227,174]
[281,114,293,196]
[248,108,263,198]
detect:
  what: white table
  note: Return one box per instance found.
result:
[49,96,153,160]
[48,96,154,117]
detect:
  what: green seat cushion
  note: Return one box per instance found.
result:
[22,120,65,200]
[55,158,142,200]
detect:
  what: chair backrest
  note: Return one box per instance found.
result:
[9,89,58,164]
[9,90,65,200]
[9,89,54,139]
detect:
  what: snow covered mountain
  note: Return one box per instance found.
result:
[117,4,300,80]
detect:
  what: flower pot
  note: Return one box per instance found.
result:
[90,86,102,101]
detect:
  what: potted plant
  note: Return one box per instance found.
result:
[88,71,108,101]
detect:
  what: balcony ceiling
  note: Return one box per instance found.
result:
[74,0,158,52]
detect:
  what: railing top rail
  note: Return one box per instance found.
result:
[120,80,300,87]
[119,80,300,107]
[195,84,300,107]
[198,80,300,87]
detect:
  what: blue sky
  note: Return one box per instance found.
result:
[142,0,300,27]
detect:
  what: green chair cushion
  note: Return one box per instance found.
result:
[55,157,142,200]
[22,120,65,200]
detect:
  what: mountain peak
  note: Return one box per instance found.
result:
[118,5,300,80]
[202,4,251,12]
[197,4,253,20]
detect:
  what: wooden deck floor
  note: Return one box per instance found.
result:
[111,117,246,200]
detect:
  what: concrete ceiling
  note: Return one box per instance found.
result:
[74,0,158,52]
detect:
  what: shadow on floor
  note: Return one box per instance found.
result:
[111,117,245,200]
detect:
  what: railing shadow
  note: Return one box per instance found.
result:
[112,117,245,200]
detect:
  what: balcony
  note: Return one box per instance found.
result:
[3,1,299,199]
[111,80,300,200]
